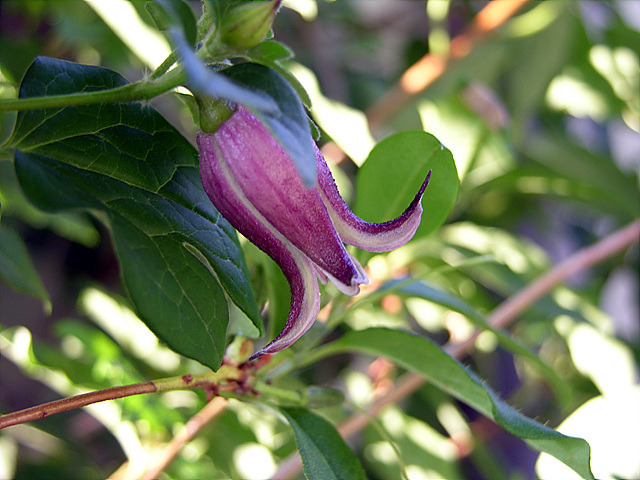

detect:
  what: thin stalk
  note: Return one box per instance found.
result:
[0,67,185,113]
[0,365,241,430]
[135,397,228,480]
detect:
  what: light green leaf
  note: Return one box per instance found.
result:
[318,328,595,480]
[355,131,459,240]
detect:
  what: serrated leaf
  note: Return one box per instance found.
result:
[355,131,459,239]
[0,223,50,311]
[281,407,368,480]
[10,57,263,368]
[320,328,595,480]
[220,63,316,186]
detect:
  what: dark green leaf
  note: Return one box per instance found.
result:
[16,150,231,368]
[221,63,316,186]
[280,407,368,480]
[10,57,263,368]
[320,328,595,480]
[355,131,459,239]
[0,223,50,310]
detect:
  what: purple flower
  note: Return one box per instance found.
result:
[198,106,430,358]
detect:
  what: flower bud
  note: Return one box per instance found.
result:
[220,0,281,50]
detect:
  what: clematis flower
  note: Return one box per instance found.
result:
[197,106,430,358]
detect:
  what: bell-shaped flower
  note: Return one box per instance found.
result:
[198,106,430,358]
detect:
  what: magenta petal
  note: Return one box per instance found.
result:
[198,132,321,356]
[316,146,430,253]
[204,107,367,295]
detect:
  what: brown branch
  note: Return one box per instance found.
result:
[0,365,243,431]
[272,218,640,479]
[136,397,228,480]
[0,382,157,430]
[322,0,532,164]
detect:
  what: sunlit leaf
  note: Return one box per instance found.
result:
[355,131,459,240]
[318,328,595,480]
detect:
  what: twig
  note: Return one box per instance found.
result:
[272,218,640,479]
[0,382,156,430]
[136,397,228,480]
[0,366,242,430]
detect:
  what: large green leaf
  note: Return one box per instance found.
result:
[0,223,50,310]
[355,131,459,240]
[10,57,263,368]
[280,407,368,480]
[318,328,595,480]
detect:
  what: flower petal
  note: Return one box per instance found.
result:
[198,132,320,356]
[316,146,431,253]
[204,107,367,295]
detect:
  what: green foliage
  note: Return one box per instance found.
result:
[281,407,368,480]
[10,57,263,369]
[0,223,50,309]
[312,327,594,479]
[1,1,638,479]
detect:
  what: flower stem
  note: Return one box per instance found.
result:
[0,67,185,113]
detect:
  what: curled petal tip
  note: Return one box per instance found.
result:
[317,150,430,253]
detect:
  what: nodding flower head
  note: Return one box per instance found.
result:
[197,106,430,358]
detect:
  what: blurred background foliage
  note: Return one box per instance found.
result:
[0,1,639,479]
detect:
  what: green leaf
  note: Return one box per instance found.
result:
[10,57,263,368]
[280,407,368,480]
[320,328,595,480]
[16,150,231,368]
[381,278,573,406]
[220,63,317,186]
[355,131,459,239]
[0,223,50,311]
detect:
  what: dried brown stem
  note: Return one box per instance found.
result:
[272,218,640,479]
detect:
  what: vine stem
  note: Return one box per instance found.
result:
[0,67,185,114]
[0,366,242,430]
[272,218,640,479]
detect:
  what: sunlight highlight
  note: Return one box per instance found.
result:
[84,0,171,69]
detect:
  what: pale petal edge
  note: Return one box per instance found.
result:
[316,146,431,253]
[198,132,322,357]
